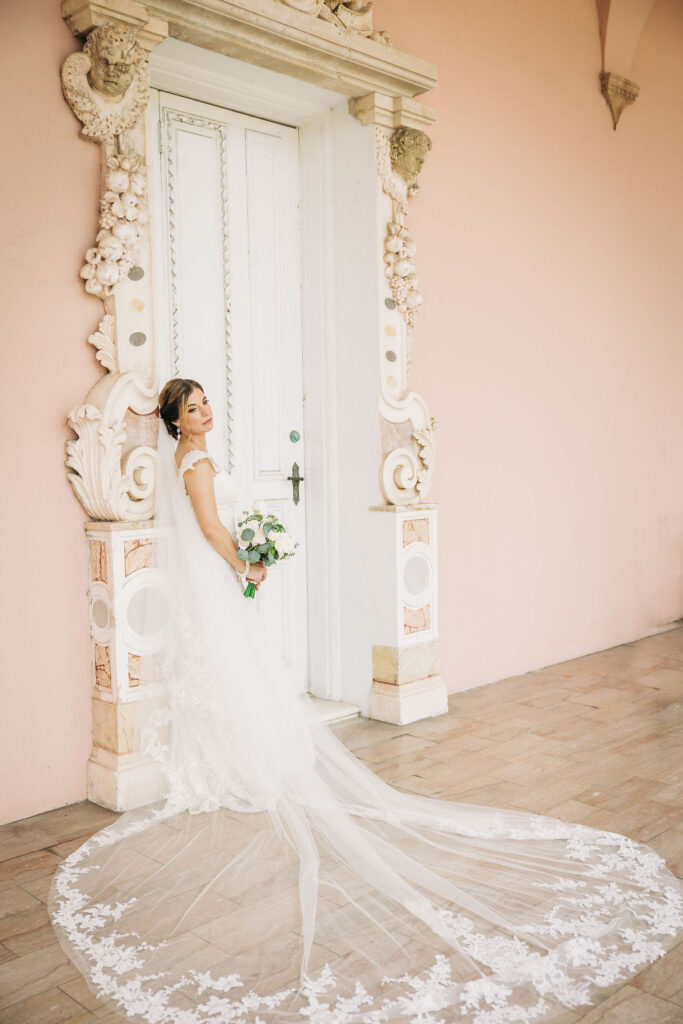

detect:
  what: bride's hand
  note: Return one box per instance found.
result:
[246,562,267,589]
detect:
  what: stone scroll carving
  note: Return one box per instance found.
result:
[277,0,392,44]
[61,22,163,522]
[376,125,436,506]
[66,372,158,521]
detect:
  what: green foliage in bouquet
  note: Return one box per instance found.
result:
[236,510,298,597]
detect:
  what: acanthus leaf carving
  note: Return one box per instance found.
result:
[413,419,437,498]
[66,372,158,522]
[379,393,437,505]
[87,314,117,373]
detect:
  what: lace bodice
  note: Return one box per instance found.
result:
[177,449,238,533]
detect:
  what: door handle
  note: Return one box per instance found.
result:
[287,462,304,505]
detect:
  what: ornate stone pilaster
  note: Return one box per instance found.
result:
[350,94,447,724]
[61,3,168,520]
[61,1,168,808]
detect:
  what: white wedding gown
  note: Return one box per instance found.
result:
[48,436,683,1024]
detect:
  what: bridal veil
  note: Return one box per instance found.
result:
[48,429,683,1024]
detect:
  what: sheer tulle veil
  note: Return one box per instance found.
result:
[48,428,683,1024]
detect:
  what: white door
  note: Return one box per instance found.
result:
[151,90,309,692]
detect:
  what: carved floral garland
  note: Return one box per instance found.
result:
[80,152,148,298]
[384,221,422,330]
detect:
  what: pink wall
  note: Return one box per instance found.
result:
[2,0,682,823]
[0,0,99,823]
[373,0,683,691]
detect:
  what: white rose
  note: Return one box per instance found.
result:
[273,532,296,556]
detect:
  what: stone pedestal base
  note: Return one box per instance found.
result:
[84,521,169,812]
[88,746,165,812]
[367,506,446,725]
[369,674,448,726]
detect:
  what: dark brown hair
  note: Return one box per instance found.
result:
[158,378,204,440]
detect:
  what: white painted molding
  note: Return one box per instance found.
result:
[300,110,343,700]
[151,41,343,126]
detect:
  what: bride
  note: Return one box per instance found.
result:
[49,377,683,1024]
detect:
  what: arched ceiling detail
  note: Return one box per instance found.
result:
[596,0,657,128]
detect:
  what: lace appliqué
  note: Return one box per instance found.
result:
[51,816,683,1024]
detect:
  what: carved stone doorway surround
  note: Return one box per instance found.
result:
[61,0,447,811]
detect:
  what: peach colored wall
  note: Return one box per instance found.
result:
[373,0,683,690]
[2,0,683,824]
[0,0,100,824]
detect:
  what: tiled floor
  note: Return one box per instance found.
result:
[1,626,682,1022]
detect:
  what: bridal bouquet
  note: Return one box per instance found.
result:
[236,509,298,598]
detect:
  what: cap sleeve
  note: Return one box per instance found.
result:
[177,451,220,480]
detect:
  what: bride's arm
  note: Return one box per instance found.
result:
[183,461,266,584]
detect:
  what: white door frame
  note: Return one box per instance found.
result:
[147,40,353,700]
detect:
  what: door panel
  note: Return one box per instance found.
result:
[154,90,309,691]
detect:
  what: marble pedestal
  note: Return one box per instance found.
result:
[368,505,448,725]
[85,520,167,811]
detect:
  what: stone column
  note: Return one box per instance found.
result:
[349,94,448,725]
[61,0,168,809]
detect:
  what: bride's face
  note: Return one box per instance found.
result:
[176,388,213,438]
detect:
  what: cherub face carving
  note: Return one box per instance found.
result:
[85,25,139,98]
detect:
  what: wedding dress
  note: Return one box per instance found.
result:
[48,430,683,1024]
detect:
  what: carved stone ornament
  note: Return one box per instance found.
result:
[600,71,640,130]
[384,221,422,331]
[66,372,158,521]
[277,0,392,44]
[61,23,149,143]
[61,19,161,524]
[81,149,148,299]
[375,126,436,504]
[87,313,116,372]
[379,393,437,505]
[390,126,432,195]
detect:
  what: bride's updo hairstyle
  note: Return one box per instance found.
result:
[158,378,204,440]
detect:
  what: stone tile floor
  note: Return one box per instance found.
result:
[1,626,682,1022]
